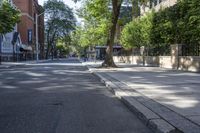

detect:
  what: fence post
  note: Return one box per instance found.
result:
[171,44,182,69]
[140,46,145,66]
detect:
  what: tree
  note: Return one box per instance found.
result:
[120,12,153,49]
[56,39,70,57]
[73,0,151,67]
[44,0,75,59]
[0,0,20,64]
[73,0,123,67]
[101,0,123,67]
[0,0,20,34]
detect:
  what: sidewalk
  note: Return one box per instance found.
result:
[0,60,49,69]
[84,61,200,133]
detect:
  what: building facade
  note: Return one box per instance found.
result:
[1,0,44,61]
[140,0,177,15]
[0,0,22,61]
[13,0,44,60]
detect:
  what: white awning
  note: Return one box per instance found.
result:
[20,44,32,51]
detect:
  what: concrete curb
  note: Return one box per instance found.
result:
[93,72,178,133]
[82,62,177,133]
[84,62,200,133]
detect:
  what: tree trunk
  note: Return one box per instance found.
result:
[132,0,140,19]
[46,31,57,59]
[51,46,54,60]
[45,42,50,59]
[102,0,123,67]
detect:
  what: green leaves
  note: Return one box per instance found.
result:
[44,0,76,58]
[72,0,111,48]
[121,0,200,50]
[120,12,153,49]
[0,0,21,34]
[152,0,200,45]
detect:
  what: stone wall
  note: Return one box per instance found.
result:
[159,56,172,69]
[113,55,200,72]
[179,56,200,72]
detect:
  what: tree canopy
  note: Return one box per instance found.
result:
[44,0,76,59]
[120,12,153,49]
[72,0,151,66]
[0,0,20,34]
[72,0,125,67]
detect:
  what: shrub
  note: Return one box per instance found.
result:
[121,0,200,50]
[120,12,153,49]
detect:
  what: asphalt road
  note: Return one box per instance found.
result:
[0,59,152,133]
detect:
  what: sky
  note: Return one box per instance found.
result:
[38,0,81,9]
[38,0,82,23]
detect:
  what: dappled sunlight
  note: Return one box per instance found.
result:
[159,97,199,109]
[155,75,168,78]
[162,72,200,77]
[95,63,200,120]
[0,60,105,97]
[129,76,143,79]
[1,85,17,89]
[29,63,83,66]
[25,71,47,77]
[126,82,200,110]
[52,69,90,75]
[115,90,130,97]
[35,85,74,91]
[19,80,46,84]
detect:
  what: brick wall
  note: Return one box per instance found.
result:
[13,0,44,59]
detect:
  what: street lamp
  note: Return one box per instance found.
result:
[36,12,44,62]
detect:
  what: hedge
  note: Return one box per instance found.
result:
[121,0,200,50]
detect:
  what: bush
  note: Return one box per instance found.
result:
[120,12,153,49]
[121,0,200,50]
[152,0,200,45]
[0,0,20,34]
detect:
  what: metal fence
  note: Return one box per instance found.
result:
[182,44,200,56]
[145,44,171,56]
[129,44,171,56]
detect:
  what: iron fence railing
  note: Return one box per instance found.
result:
[182,44,200,56]
[146,44,171,56]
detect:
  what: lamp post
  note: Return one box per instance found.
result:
[36,12,44,62]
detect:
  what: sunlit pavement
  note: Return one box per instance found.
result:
[0,58,152,133]
[86,61,200,132]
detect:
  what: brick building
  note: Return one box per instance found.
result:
[0,0,21,61]
[13,0,45,59]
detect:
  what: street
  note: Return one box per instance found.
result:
[0,59,151,133]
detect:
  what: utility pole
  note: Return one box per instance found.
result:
[36,12,44,62]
